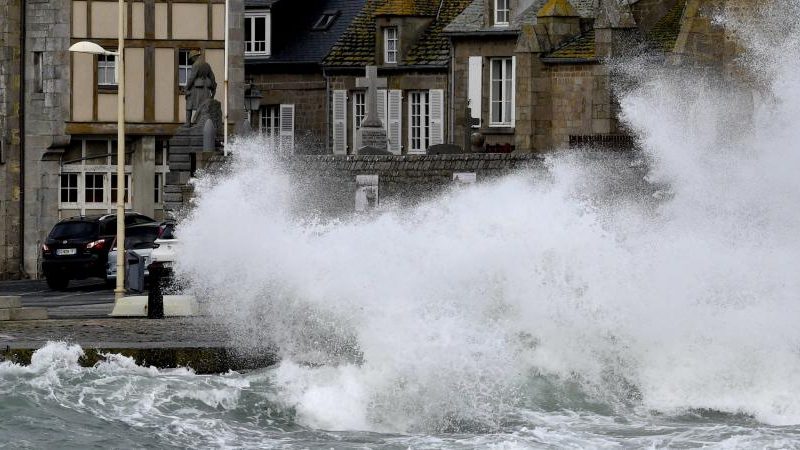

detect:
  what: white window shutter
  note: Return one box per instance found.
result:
[332,90,347,155]
[279,104,295,153]
[468,56,482,126]
[387,90,402,154]
[352,93,361,151]
[429,89,444,146]
[511,56,516,124]
[377,89,387,128]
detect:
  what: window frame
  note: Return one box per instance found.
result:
[489,57,514,127]
[97,54,117,86]
[408,90,431,154]
[494,0,510,26]
[384,27,398,64]
[244,10,271,57]
[178,49,192,88]
[260,105,281,148]
[58,138,134,215]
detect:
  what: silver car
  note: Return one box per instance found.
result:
[105,222,166,282]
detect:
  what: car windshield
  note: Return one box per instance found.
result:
[125,227,160,249]
[159,224,177,240]
[49,222,97,240]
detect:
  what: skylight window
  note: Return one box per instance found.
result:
[313,10,339,30]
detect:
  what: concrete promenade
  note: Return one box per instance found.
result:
[0,280,277,373]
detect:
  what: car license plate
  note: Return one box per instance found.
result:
[56,248,77,256]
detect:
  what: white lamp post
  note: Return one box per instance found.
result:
[69,0,126,300]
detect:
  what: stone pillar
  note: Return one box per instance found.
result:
[132,136,156,218]
[0,0,23,279]
[22,0,71,278]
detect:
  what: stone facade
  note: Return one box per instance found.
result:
[22,0,72,278]
[0,0,22,279]
[250,71,328,153]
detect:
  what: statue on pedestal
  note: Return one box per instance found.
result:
[185,49,217,126]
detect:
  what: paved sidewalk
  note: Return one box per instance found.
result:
[0,279,117,318]
[0,281,278,372]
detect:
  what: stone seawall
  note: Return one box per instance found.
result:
[284,153,545,214]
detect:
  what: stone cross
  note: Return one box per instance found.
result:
[356,66,387,128]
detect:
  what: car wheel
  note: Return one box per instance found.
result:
[46,275,69,290]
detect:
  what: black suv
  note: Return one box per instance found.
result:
[41,212,155,290]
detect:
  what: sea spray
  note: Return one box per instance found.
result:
[176,1,800,434]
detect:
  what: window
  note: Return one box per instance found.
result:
[110,174,130,204]
[490,57,514,126]
[409,91,430,154]
[58,138,139,214]
[384,27,398,64]
[178,49,192,87]
[245,11,270,56]
[84,173,105,204]
[353,92,366,130]
[352,91,366,150]
[34,52,44,93]
[260,105,280,147]
[154,173,163,204]
[60,174,78,204]
[312,11,339,30]
[97,54,116,86]
[495,0,510,26]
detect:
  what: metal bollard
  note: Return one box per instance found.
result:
[147,264,165,319]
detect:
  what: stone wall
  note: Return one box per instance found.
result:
[0,0,22,279]
[251,71,328,153]
[547,64,617,149]
[287,153,542,214]
[23,0,71,277]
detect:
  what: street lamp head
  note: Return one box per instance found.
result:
[69,41,118,56]
[244,85,263,112]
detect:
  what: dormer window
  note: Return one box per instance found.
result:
[384,27,398,64]
[494,0,509,26]
[245,11,271,57]
[313,10,339,31]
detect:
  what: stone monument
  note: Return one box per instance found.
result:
[166,51,224,213]
[355,66,391,155]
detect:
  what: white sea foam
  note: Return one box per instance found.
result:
[175,0,800,433]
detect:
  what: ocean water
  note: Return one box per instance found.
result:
[4,3,800,449]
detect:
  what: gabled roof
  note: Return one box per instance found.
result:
[324,0,473,68]
[444,0,592,35]
[248,0,365,65]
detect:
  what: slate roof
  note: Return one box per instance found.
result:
[374,0,439,16]
[248,0,365,65]
[645,0,686,52]
[324,0,473,67]
[543,0,688,61]
[546,29,596,60]
[444,0,593,34]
